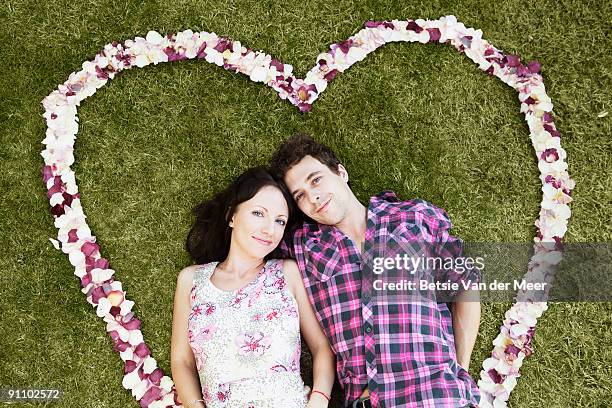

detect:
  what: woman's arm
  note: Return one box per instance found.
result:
[283,259,335,408]
[170,266,206,408]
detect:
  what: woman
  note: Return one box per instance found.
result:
[171,167,335,408]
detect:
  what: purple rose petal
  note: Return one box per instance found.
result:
[506,344,521,356]
[516,64,529,77]
[543,124,560,138]
[196,42,207,59]
[125,360,137,374]
[68,229,78,243]
[115,341,129,352]
[91,286,105,303]
[541,148,559,162]
[364,21,381,28]
[124,318,142,330]
[427,28,441,42]
[270,59,284,72]
[406,20,423,33]
[50,204,65,217]
[528,59,541,73]
[135,342,151,358]
[80,273,91,288]
[324,69,338,81]
[488,369,503,384]
[506,54,521,67]
[149,368,163,385]
[81,241,99,257]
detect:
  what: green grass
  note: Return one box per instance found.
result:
[0,0,610,406]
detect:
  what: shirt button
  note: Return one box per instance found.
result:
[313,239,319,243]
[365,327,372,333]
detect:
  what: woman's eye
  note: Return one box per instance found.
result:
[276,219,286,226]
[252,210,263,217]
[313,176,321,184]
[295,193,303,201]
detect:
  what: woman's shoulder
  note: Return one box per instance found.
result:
[273,259,300,292]
[176,263,213,288]
[270,258,297,273]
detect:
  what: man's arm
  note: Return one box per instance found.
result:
[424,200,482,370]
[450,290,481,370]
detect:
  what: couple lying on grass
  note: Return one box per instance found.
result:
[171,133,482,408]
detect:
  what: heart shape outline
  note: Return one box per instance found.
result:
[40,15,575,408]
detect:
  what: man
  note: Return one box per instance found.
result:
[269,133,481,408]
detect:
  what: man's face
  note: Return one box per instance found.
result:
[283,155,352,226]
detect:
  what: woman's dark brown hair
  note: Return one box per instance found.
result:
[186,166,297,264]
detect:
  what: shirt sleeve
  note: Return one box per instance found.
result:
[423,202,482,301]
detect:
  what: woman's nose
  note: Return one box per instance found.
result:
[261,218,275,235]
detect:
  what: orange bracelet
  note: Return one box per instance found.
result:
[311,390,330,401]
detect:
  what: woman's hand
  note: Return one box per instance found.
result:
[306,391,330,408]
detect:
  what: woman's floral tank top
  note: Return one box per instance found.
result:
[188,258,308,407]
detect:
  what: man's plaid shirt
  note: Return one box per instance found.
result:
[282,191,481,407]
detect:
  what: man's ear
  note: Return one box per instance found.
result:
[337,164,349,182]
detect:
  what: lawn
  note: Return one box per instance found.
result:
[0,0,610,407]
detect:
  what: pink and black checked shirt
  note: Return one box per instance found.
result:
[282,191,481,408]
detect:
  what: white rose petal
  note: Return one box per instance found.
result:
[143,356,157,374]
[122,368,141,390]
[160,376,174,392]
[145,31,164,45]
[49,238,61,250]
[131,380,148,399]
[128,329,144,346]
[249,66,268,82]
[96,297,112,317]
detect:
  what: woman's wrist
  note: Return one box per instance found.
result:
[309,389,330,405]
[186,399,205,408]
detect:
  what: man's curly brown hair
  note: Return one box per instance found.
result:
[268,133,342,181]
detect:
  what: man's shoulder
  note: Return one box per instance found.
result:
[291,218,320,237]
[370,190,452,229]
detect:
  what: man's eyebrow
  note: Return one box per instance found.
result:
[291,171,321,196]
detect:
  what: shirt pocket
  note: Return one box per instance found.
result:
[304,237,344,283]
[400,330,453,370]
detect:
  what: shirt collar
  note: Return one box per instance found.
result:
[302,190,401,237]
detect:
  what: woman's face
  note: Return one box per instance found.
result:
[228,185,289,259]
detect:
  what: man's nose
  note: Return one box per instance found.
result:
[308,191,320,204]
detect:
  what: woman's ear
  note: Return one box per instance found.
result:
[226,208,234,228]
[337,164,349,182]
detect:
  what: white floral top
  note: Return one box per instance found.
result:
[188,258,308,407]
